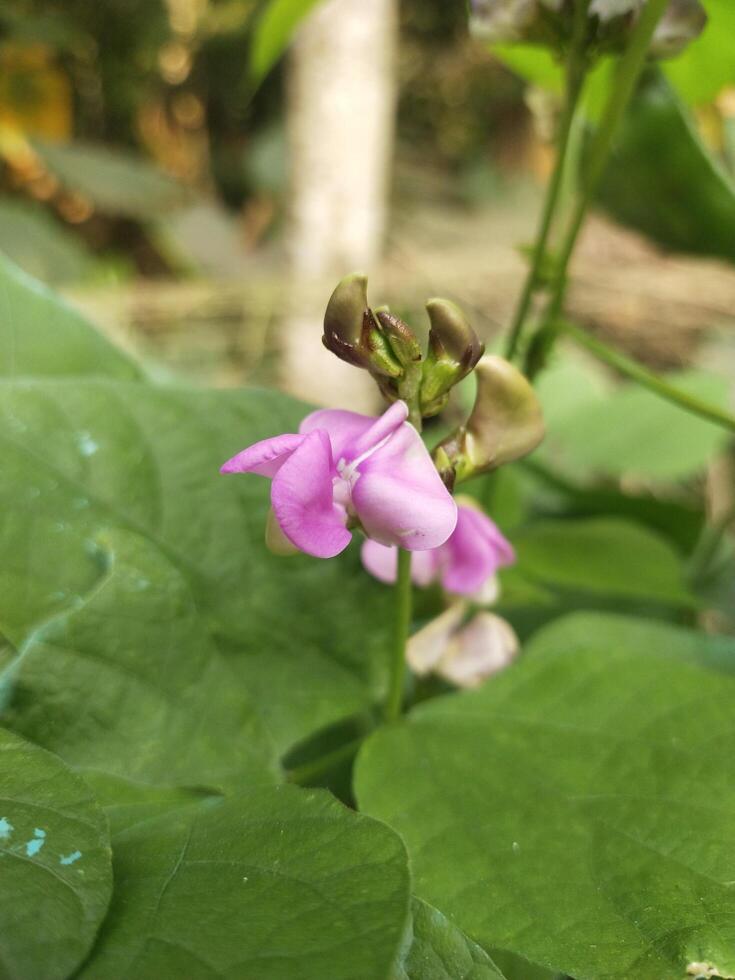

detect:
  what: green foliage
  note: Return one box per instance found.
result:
[508,516,697,607]
[0,727,112,980]
[398,899,507,980]
[596,73,735,263]
[665,0,735,105]
[250,0,321,81]
[33,140,189,220]
[356,612,735,980]
[0,198,96,284]
[1,251,733,975]
[536,356,731,482]
[80,786,411,979]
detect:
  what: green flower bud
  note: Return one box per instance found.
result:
[322,274,402,378]
[435,355,545,483]
[420,299,485,416]
[375,310,423,368]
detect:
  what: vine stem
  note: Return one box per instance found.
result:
[525,0,670,376]
[504,0,591,363]
[384,548,413,722]
[556,319,735,432]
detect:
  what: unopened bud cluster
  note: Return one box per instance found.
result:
[322,274,484,419]
[470,0,706,59]
[323,274,545,487]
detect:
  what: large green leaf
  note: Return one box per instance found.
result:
[0,253,140,380]
[541,365,731,482]
[3,528,277,788]
[0,374,392,762]
[0,727,112,980]
[507,517,696,606]
[356,613,735,980]
[596,73,735,262]
[80,785,411,979]
[33,140,188,220]
[398,899,507,980]
[250,0,321,81]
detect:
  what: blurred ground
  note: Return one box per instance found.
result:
[67,184,735,397]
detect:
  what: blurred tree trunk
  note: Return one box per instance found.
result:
[281,0,398,409]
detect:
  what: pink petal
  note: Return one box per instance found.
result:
[361,540,441,587]
[441,506,515,596]
[300,402,409,464]
[271,430,351,559]
[220,433,304,477]
[406,604,467,676]
[352,424,457,550]
[299,409,377,463]
[437,612,519,688]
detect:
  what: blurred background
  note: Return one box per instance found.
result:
[1,0,734,629]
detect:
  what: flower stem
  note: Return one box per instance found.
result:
[525,0,670,377]
[384,548,413,722]
[555,319,735,432]
[504,0,591,363]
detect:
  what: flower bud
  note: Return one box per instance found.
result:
[374,310,423,369]
[322,274,402,378]
[470,0,548,44]
[435,355,545,483]
[420,299,485,416]
[649,0,707,58]
[470,0,706,59]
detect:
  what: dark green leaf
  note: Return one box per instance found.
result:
[4,528,278,789]
[596,73,735,263]
[356,613,735,980]
[80,785,411,980]
[0,373,392,764]
[0,727,112,980]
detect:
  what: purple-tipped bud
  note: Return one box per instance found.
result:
[322,273,402,378]
[420,299,485,417]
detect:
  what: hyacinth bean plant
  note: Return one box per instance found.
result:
[2,1,735,979]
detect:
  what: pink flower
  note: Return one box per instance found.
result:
[220,401,457,559]
[361,499,514,599]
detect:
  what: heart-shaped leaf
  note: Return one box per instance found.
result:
[356,613,735,980]
[80,785,411,980]
[0,727,113,979]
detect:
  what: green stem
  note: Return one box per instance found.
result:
[286,736,364,786]
[384,548,413,722]
[505,0,591,363]
[525,0,670,377]
[556,318,735,432]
